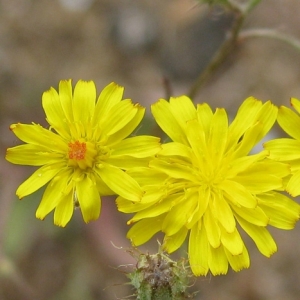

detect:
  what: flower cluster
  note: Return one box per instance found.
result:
[6,80,300,276]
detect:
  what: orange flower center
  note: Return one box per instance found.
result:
[68,141,86,160]
[68,140,97,169]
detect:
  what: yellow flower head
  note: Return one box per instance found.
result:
[264,97,300,196]
[117,96,300,276]
[6,80,160,226]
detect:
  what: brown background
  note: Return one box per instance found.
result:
[0,0,300,299]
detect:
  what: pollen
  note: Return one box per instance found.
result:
[68,140,87,160]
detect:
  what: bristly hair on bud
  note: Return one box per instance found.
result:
[126,247,196,300]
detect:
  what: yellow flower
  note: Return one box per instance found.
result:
[264,97,300,196]
[117,96,300,276]
[6,80,160,226]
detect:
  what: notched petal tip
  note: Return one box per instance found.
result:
[267,247,277,257]
[81,207,101,224]
[35,214,45,221]
[54,221,67,228]
[76,79,94,85]
[134,102,145,109]
[16,189,23,199]
[107,81,122,89]
[287,190,299,198]
[5,148,10,159]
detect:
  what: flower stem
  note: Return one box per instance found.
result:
[188,0,262,100]
[239,28,300,52]
[188,9,245,100]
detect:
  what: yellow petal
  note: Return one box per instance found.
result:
[106,156,151,169]
[130,194,179,222]
[224,245,250,272]
[150,159,196,182]
[16,163,65,198]
[254,100,278,142]
[230,100,277,156]
[93,82,124,125]
[169,96,197,131]
[102,100,141,136]
[111,136,161,157]
[42,87,70,139]
[237,216,277,257]
[258,192,300,229]
[208,246,228,275]
[10,123,67,152]
[76,175,101,223]
[232,205,269,226]
[291,97,300,114]
[189,224,209,276]
[220,227,243,255]
[159,142,193,159]
[277,105,300,140]
[207,108,228,162]
[59,79,73,123]
[186,119,208,162]
[227,150,268,178]
[196,103,213,137]
[162,195,195,236]
[232,121,264,157]
[96,163,142,202]
[36,169,72,219]
[123,167,168,186]
[246,160,290,179]
[213,193,236,233]
[234,172,283,193]
[106,104,145,145]
[54,192,74,227]
[127,216,164,246]
[73,80,96,123]
[203,208,221,248]
[6,144,62,166]
[116,196,156,214]
[287,170,300,196]
[186,189,208,229]
[163,226,188,253]
[151,99,188,144]
[264,138,300,161]
[196,188,210,220]
[219,180,257,208]
[227,97,262,148]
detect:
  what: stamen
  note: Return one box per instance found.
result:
[68,141,87,160]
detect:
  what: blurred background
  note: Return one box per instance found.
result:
[0,0,300,299]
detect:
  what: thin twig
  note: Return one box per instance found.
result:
[239,28,300,52]
[187,0,263,100]
[188,10,245,100]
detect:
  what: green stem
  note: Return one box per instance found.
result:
[227,0,262,13]
[188,0,263,100]
[239,28,300,52]
[244,0,263,13]
[188,10,245,100]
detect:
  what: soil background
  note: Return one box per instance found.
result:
[1,1,300,299]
